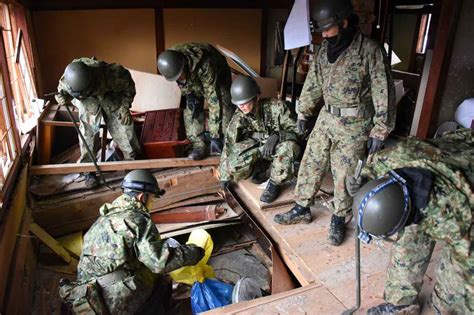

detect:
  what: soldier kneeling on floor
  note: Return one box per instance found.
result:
[59,170,205,314]
[218,75,300,204]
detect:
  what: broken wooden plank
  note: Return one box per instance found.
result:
[58,232,83,260]
[150,205,222,224]
[271,247,297,294]
[30,223,72,264]
[30,156,220,175]
[159,193,224,211]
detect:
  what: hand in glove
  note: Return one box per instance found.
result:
[55,93,69,106]
[210,138,223,155]
[184,244,205,266]
[367,137,384,154]
[117,106,133,125]
[261,134,279,158]
[186,93,204,121]
[346,175,363,197]
[297,119,308,135]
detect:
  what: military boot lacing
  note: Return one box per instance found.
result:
[274,204,311,225]
[260,180,281,203]
[328,214,346,246]
[367,303,420,315]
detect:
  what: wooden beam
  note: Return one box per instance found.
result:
[155,8,165,69]
[30,223,72,263]
[30,156,220,175]
[416,0,461,138]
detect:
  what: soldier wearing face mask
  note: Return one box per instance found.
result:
[274,0,396,247]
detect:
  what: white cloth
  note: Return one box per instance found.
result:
[454,98,474,128]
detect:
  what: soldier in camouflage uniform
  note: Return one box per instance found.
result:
[157,43,234,160]
[59,170,205,314]
[219,76,300,203]
[348,129,473,314]
[56,58,141,187]
[274,0,396,247]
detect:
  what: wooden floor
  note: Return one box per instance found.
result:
[212,178,440,314]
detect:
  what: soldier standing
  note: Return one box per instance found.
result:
[56,57,142,187]
[219,76,300,203]
[157,43,234,160]
[274,0,396,246]
[59,170,205,314]
[348,129,473,315]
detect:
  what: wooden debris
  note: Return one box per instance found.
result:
[159,193,224,211]
[151,205,225,224]
[57,232,83,260]
[30,223,72,264]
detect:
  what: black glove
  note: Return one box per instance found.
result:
[210,138,223,155]
[346,175,363,197]
[262,134,279,158]
[367,303,419,315]
[367,137,384,154]
[297,119,308,135]
[220,180,230,190]
[184,244,205,266]
[186,93,204,120]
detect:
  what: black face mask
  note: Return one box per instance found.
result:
[326,24,357,63]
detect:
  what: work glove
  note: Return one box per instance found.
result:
[297,119,309,135]
[367,303,420,315]
[210,138,223,155]
[184,244,205,266]
[186,93,204,121]
[261,134,279,158]
[220,180,231,191]
[367,137,384,154]
[55,92,69,106]
[117,106,133,125]
[346,175,364,197]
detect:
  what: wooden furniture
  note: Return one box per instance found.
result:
[140,108,190,159]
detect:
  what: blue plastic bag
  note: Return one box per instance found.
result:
[190,279,233,314]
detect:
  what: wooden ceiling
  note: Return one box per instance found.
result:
[20,0,292,11]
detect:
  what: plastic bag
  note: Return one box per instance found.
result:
[170,229,215,284]
[190,279,233,314]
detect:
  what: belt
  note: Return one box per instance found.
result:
[325,104,370,118]
[96,269,129,287]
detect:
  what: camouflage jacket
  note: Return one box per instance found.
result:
[57,57,136,113]
[361,129,474,258]
[298,31,396,141]
[169,43,231,107]
[78,194,192,282]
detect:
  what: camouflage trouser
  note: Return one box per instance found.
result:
[77,103,141,162]
[294,110,371,216]
[220,139,299,184]
[183,82,234,150]
[385,224,474,313]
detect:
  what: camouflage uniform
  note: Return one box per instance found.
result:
[361,129,474,313]
[70,194,200,314]
[57,57,141,162]
[169,43,234,149]
[295,31,396,217]
[219,98,300,184]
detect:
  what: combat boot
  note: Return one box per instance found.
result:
[251,160,270,184]
[274,204,311,225]
[367,303,420,315]
[328,215,345,245]
[83,172,98,188]
[260,180,280,203]
[188,147,207,160]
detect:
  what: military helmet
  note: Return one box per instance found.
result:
[353,171,411,244]
[64,62,93,98]
[157,50,186,82]
[121,170,165,197]
[231,75,261,106]
[310,0,354,32]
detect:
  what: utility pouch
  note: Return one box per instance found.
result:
[59,278,110,315]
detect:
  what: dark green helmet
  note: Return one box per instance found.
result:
[353,171,411,244]
[157,50,186,81]
[121,170,165,197]
[230,75,260,106]
[310,0,354,32]
[64,62,93,98]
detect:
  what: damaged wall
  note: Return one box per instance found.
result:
[437,0,474,125]
[32,9,157,94]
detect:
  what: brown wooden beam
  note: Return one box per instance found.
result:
[154,7,165,73]
[30,156,220,175]
[416,0,461,138]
